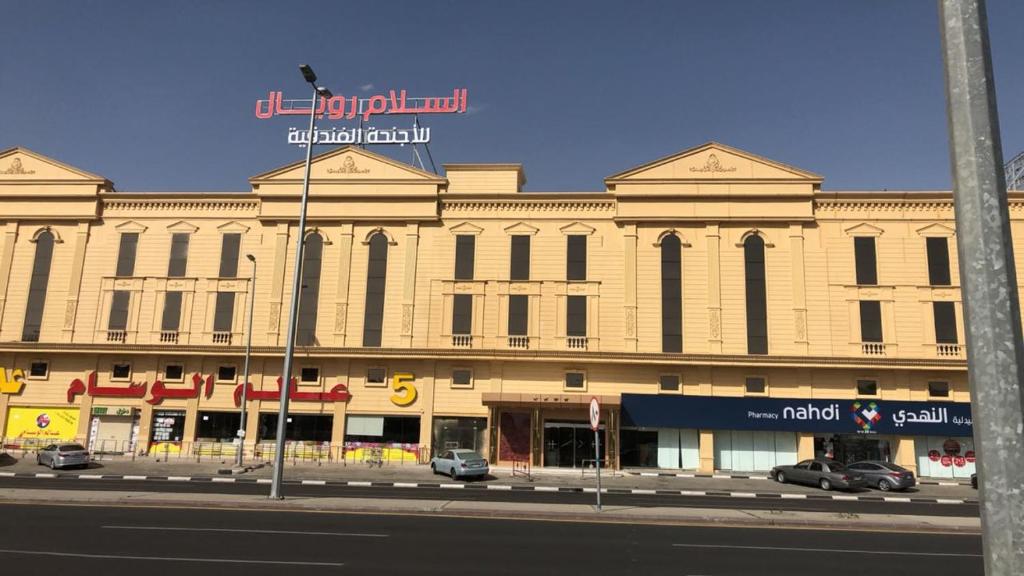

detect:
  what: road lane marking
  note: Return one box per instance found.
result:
[122,475,147,480]
[393,482,418,488]
[671,543,980,557]
[34,473,56,478]
[779,494,807,499]
[347,481,372,487]
[0,548,344,566]
[301,480,326,486]
[211,477,235,483]
[486,485,513,490]
[79,474,104,479]
[168,476,192,481]
[729,492,758,498]
[103,525,388,538]
[257,478,273,484]
[883,497,912,502]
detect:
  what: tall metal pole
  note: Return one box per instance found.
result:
[939,1,1024,573]
[236,254,256,468]
[594,430,602,511]
[269,81,322,500]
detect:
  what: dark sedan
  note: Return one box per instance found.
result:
[770,459,866,491]
[846,461,916,491]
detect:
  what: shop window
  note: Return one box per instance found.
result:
[432,417,486,456]
[296,232,324,346]
[933,302,958,344]
[928,381,950,398]
[510,235,530,281]
[111,362,131,381]
[856,379,879,396]
[218,233,241,277]
[367,367,387,387]
[564,371,586,391]
[566,235,586,281]
[859,301,883,343]
[164,364,184,382]
[217,365,237,383]
[21,230,54,342]
[151,410,185,443]
[196,411,241,442]
[452,368,473,389]
[343,415,419,444]
[661,234,682,353]
[28,360,49,379]
[744,235,768,355]
[926,237,951,286]
[300,366,320,384]
[744,376,767,395]
[454,235,475,280]
[854,237,878,285]
[167,233,190,278]
[258,413,334,443]
[659,374,680,393]
[363,232,389,347]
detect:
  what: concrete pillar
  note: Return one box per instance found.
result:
[797,432,815,461]
[705,224,722,353]
[531,408,542,467]
[698,429,715,473]
[487,406,499,464]
[895,436,918,475]
[416,361,435,459]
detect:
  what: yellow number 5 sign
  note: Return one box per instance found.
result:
[0,368,25,394]
[390,373,417,406]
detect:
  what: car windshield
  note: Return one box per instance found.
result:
[827,462,846,471]
[59,444,86,452]
[455,451,483,460]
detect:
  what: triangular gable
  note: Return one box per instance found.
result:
[605,142,822,184]
[115,220,148,233]
[250,145,445,184]
[843,223,885,237]
[167,221,199,234]
[559,222,596,235]
[449,222,484,235]
[504,222,539,235]
[916,223,956,237]
[0,147,110,184]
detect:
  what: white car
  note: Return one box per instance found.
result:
[430,449,489,479]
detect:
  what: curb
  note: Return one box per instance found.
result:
[0,471,977,505]
[626,470,972,486]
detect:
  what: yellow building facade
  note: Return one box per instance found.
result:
[0,142,1008,476]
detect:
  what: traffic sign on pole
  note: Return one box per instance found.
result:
[589,397,602,510]
[589,397,600,431]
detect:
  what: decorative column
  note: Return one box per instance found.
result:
[705,223,722,353]
[401,222,420,347]
[623,224,638,351]
[267,223,290,343]
[62,222,91,341]
[0,222,19,331]
[789,223,809,354]
[698,429,715,473]
[416,360,436,459]
[332,223,354,346]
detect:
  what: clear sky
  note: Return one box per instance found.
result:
[1,0,1021,192]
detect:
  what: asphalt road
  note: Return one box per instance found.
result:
[0,502,982,575]
[0,475,978,517]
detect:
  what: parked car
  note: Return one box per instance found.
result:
[846,460,916,491]
[36,443,91,470]
[430,449,489,479]
[971,473,978,489]
[770,459,866,491]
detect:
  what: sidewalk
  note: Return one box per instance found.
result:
[0,486,981,534]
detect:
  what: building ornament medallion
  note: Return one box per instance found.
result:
[327,156,370,174]
[690,153,736,173]
[1,158,35,175]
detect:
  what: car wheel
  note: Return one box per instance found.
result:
[36,455,42,466]
[878,479,892,492]
[819,478,831,491]
[49,458,57,470]
[450,467,457,480]
[775,471,786,484]
[430,463,436,475]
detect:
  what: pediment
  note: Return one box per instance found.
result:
[605,142,821,184]
[115,220,148,233]
[250,146,445,184]
[167,221,199,234]
[559,222,596,235]
[0,147,109,184]
[916,223,956,237]
[843,222,885,237]
[449,222,484,235]
[217,221,250,234]
[504,222,539,235]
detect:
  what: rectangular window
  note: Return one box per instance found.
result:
[167,233,190,278]
[164,364,184,382]
[452,368,473,388]
[454,235,475,281]
[29,361,49,379]
[300,367,320,383]
[111,362,131,381]
[22,233,55,342]
[115,233,139,277]
[933,301,958,344]
[564,371,586,390]
[213,292,235,332]
[217,365,237,382]
[926,237,951,286]
[854,237,877,285]
[859,300,883,343]
[108,290,131,331]
[161,291,183,331]
[928,381,950,398]
[510,236,530,281]
[366,367,387,387]
[218,233,241,278]
[566,295,587,337]
[508,294,528,336]
[566,235,587,281]
[659,375,680,392]
[745,377,766,395]
[857,379,879,396]
[452,294,473,335]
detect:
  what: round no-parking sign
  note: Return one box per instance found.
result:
[589,397,600,431]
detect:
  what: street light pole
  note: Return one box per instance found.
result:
[939,1,1024,573]
[269,64,332,499]
[236,253,256,468]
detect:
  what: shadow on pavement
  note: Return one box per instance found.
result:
[0,454,16,467]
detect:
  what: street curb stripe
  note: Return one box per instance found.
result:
[486,485,513,490]
[884,497,912,502]
[211,477,236,483]
[0,472,16,477]
[631,489,657,495]
[780,493,807,499]
[34,473,56,478]
[680,490,707,496]
[439,483,465,489]
[729,492,758,498]
[936,499,965,504]
[301,480,326,486]
[256,479,273,484]
[122,475,147,480]
[534,486,559,492]
[167,476,191,482]
[392,482,419,488]
[832,495,859,501]
[79,474,104,479]
[346,481,372,487]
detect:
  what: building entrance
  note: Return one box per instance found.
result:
[543,422,604,468]
[814,434,892,464]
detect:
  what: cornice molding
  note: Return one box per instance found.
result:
[102,199,260,212]
[442,199,616,213]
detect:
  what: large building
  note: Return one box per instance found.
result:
[0,142,1008,477]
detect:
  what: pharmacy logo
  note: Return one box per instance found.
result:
[851,401,881,431]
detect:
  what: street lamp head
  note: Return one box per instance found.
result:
[246,254,256,263]
[299,64,317,84]
[317,86,333,99]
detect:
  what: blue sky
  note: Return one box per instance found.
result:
[1,0,1021,192]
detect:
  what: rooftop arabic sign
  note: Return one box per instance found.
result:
[255,88,468,147]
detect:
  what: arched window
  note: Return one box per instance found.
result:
[296,232,323,346]
[661,234,682,353]
[22,231,55,342]
[363,232,389,347]
[744,235,768,354]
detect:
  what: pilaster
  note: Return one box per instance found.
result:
[0,222,19,331]
[401,223,420,347]
[705,223,722,353]
[623,223,638,351]
[332,223,354,346]
[789,223,809,354]
[267,222,290,342]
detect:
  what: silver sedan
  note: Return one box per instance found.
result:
[430,449,489,479]
[36,443,91,470]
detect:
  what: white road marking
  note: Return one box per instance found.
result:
[883,496,912,502]
[631,489,657,495]
[34,473,56,478]
[440,483,465,489]
[680,490,706,496]
[256,478,273,484]
[671,543,981,557]
[711,474,732,479]
[122,475,147,480]
[0,472,16,477]
[779,493,807,499]
[535,486,560,492]
[729,492,758,498]
[78,474,103,479]
[639,472,659,477]
[347,481,372,487]
[103,525,388,538]
[486,484,512,490]
[676,473,696,478]
[393,482,418,488]
[831,495,859,501]
[936,499,965,504]
[301,480,326,486]
[0,548,345,566]
[211,477,235,483]
[168,476,192,481]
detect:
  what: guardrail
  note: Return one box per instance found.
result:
[511,456,532,480]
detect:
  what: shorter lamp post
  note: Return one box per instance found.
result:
[236,253,256,468]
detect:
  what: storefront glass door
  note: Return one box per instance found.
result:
[543,422,604,468]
